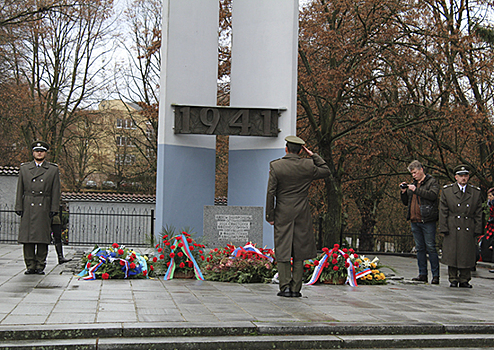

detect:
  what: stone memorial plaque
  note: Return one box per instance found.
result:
[203,206,263,248]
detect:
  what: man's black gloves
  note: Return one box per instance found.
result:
[15,211,23,217]
[49,211,57,218]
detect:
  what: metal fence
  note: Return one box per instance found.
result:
[0,205,155,247]
[341,232,416,254]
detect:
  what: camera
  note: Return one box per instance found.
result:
[400,183,408,189]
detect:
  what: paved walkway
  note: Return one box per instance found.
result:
[1,243,493,329]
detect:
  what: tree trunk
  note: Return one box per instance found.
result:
[322,178,342,248]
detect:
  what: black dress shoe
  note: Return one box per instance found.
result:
[459,282,472,288]
[489,270,494,273]
[450,281,458,287]
[291,291,302,298]
[277,288,292,297]
[412,275,427,282]
[35,269,45,275]
[431,276,439,285]
[24,269,36,275]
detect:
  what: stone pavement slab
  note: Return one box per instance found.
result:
[0,243,493,334]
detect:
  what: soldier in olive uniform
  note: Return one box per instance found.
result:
[439,165,482,288]
[266,136,330,297]
[15,141,61,275]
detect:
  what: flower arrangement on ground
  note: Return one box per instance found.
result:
[304,244,359,285]
[78,243,153,280]
[152,227,206,280]
[203,243,277,283]
[354,255,387,285]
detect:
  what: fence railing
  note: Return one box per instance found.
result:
[0,205,155,247]
[341,232,416,254]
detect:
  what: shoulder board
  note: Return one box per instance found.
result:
[469,184,480,191]
[443,183,454,189]
[20,162,29,166]
[48,162,58,167]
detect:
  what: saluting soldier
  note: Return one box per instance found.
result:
[439,164,482,288]
[266,136,330,298]
[15,141,61,275]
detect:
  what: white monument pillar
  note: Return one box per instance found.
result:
[228,0,299,247]
[155,0,219,235]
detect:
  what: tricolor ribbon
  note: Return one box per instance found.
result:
[164,234,204,281]
[231,243,274,262]
[305,248,370,286]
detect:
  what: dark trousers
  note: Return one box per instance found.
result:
[23,243,48,271]
[52,224,62,244]
[278,260,304,292]
[448,266,471,283]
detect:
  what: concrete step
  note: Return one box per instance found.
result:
[2,333,494,350]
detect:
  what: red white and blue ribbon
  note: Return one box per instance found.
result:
[305,249,371,286]
[304,254,329,285]
[164,234,204,281]
[231,243,274,262]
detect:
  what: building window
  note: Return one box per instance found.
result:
[115,154,136,165]
[116,136,134,147]
[116,118,135,129]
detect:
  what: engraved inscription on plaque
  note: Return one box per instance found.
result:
[216,214,252,242]
[173,104,284,137]
[203,206,263,248]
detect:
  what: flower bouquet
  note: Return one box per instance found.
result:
[78,243,153,280]
[354,256,387,285]
[304,244,359,285]
[152,227,206,280]
[204,243,277,283]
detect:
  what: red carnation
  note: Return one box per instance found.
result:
[150,265,154,271]
[206,257,210,262]
[353,254,359,258]
[332,259,338,264]
[305,264,311,268]
[165,242,170,246]
[158,248,163,253]
[155,243,160,248]
[332,253,338,258]
[349,249,355,253]
[171,245,176,250]
[314,260,319,266]
[333,266,339,271]
[354,261,359,267]
[201,256,205,260]
[177,252,183,257]
[119,260,125,266]
[118,249,124,255]
[199,250,203,254]
[112,243,119,248]
[343,254,349,260]
[143,270,147,276]
[170,253,175,258]
[187,238,192,243]
[153,257,157,262]
[188,261,193,267]
[342,248,348,253]
[333,244,340,249]
[87,254,92,259]
[345,262,350,268]
[163,234,168,238]
[102,273,109,280]
[178,243,184,248]
[322,247,329,253]
[160,254,164,260]
[166,262,170,267]
[189,246,194,251]
[179,262,185,268]
[129,256,134,262]
[130,262,136,269]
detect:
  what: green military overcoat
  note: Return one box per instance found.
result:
[15,161,61,244]
[266,153,330,262]
[439,183,483,268]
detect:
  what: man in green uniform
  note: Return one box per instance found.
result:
[15,141,61,275]
[266,136,330,297]
[439,164,482,288]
